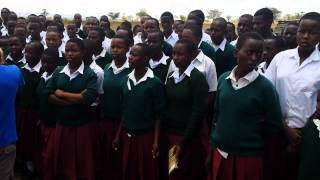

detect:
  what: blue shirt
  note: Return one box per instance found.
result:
[0,65,24,148]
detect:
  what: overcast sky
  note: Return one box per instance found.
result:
[2,0,319,19]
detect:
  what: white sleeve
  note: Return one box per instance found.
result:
[96,70,104,94]
[265,53,280,85]
[207,61,218,92]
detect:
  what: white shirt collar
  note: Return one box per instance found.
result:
[6,54,26,64]
[165,31,178,40]
[108,59,130,74]
[193,50,205,63]
[59,62,84,80]
[289,47,320,63]
[212,38,227,52]
[149,53,169,69]
[170,63,195,84]
[226,66,259,90]
[92,48,107,61]
[127,68,154,90]
[257,62,267,74]
[41,72,53,82]
[23,61,42,73]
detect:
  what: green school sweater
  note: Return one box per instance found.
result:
[213,42,237,77]
[101,64,131,119]
[44,65,98,126]
[18,68,41,109]
[95,52,112,69]
[58,54,67,66]
[37,77,56,127]
[149,58,172,83]
[210,72,282,155]
[164,68,208,150]
[199,41,216,62]
[162,41,172,58]
[121,75,166,134]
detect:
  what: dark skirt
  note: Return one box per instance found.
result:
[34,120,56,180]
[212,148,263,180]
[55,122,96,180]
[16,107,38,161]
[164,133,207,180]
[298,119,320,180]
[121,130,159,180]
[98,118,122,180]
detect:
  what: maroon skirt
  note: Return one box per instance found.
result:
[55,122,96,180]
[98,118,122,180]
[212,148,263,180]
[34,120,56,180]
[165,133,206,180]
[16,107,38,161]
[122,130,159,180]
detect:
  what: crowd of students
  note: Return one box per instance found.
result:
[0,6,319,180]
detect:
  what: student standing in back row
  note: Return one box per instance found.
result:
[208,32,282,180]
[160,12,179,47]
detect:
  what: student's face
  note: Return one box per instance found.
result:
[182,29,199,45]
[283,25,298,48]
[147,33,162,54]
[53,15,62,23]
[87,31,101,46]
[41,54,57,74]
[99,22,108,31]
[9,38,24,56]
[161,17,173,33]
[7,21,16,35]
[25,44,40,65]
[14,28,27,39]
[128,45,146,69]
[253,16,270,36]
[237,17,252,36]
[74,15,82,27]
[173,43,193,70]
[16,19,27,28]
[297,19,320,52]
[236,38,263,72]
[67,24,77,38]
[111,38,128,60]
[45,32,62,49]
[176,24,184,39]
[262,39,280,64]
[143,20,158,35]
[1,8,10,22]
[210,21,226,44]
[85,18,98,32]
[65,42,82,63]
[226,24,236,42]
[133,26,142,36]
[28,23,41,38]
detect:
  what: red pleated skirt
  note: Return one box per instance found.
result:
[121,130,159,180]
[212,148,263,180]
[54,122,96,180]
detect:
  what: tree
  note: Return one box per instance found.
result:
[207,9,222,20]
[108,12,120,20]
[180,15,186,21]
[40,9,49,17]
[226,15,232,22]
[136,9,148,18]
[269,7,282,20]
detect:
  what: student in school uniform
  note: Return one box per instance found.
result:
[161,12,179,47]
[34,47,59,180]
[208,32,282,180]
[174,20,185,40]
[16,41,44,173]
[257,36,285,74]
[230,14,253,46]
[253,8,275,39]
[45,38,98,180]
[45,29,67,66]
[226,22,238,43]
[112,43,165,180]
[5,36,26,67]
[182,24,216,61]
[115,28,134,48]
[265,12,320,180]
[147,31,171,83]
[26,22,45,45]
[14,26,28,40]
[64,23,82,43]
[99,35,131,180]
[282,22,299,50]
[133,15,151,44]
[163,39,209,180]
[73,13,85,38]
[210,18,237,77]
[187,10,212,45]
[88,27,112,69]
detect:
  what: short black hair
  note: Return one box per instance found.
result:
[43,47,59,59]
[135,43,151,57]
[82,38,96,53]
[112,34,131,48]
[240,14,253,21]
[120,20,132,30]
[299,12,320,23]
[266,36,286,50]
[185,18,202,27]
[116,28,134,46]
[175,20,185,25]
[90,27,106,41]
[189,10,205,24]
[236,32,263,49]
[48,22,64,34]
[254,8,274,22]
[27,41,44,54]
[145,18,160,28]
[214,17,228,30]
[175,38,198,53]
[160,11,174,21]
[10,35,26,45]
[184,24,203,39]
[67,38,85,51]
[147,30,164,42]
[227,22,236,30]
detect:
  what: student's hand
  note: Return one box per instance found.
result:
[54,89,65,98]
[112,136,120,151]
[152,142,159,159]
[172,145,181,162]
